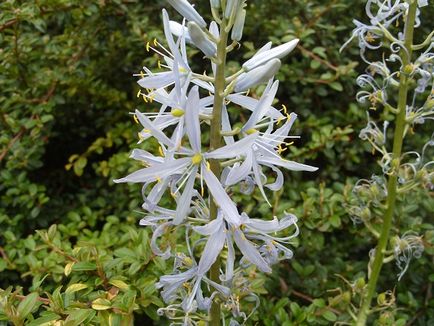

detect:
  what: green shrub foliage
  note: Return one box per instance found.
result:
[1,0,433,325]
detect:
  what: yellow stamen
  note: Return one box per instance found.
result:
[286,113,291,120]
[133,114,139,124]
[157,60,162,69]
[286,141,294,146]
[142,95,148,103]
[282,104,288,114]
[276,117,283,125]
[136,90,141,98]
[191,153,202,165]
[245,89,250,96]
[146,41,150,52]
[156,177,162,183]
[139,71,145,78]
[153,38,158,46]
[206,161,211,171]
[158,146,164,157]
[179,67,187,73]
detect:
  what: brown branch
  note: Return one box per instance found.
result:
[0,128,25,162]
[298,44,339,71]
[0,19,17,32]
[25,81,57,104]
[0,246,14,267]
[15,294,50,305]
[306,0,338,29]
[291,290,341,315]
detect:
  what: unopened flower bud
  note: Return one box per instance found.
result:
[167,0,207,28]
[355,277,365,290]
[210,0,220,8]
[188,21,217,57]
[377,292,387,305]
[235,58,281,92]
[243,39,299,71]
[169,21,192,43]
[231,9,246,41]
[225,0,240,19]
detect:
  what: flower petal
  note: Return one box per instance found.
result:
[233,229,271,273]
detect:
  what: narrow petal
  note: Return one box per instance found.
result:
[258,156,318,172]
[202,165,241,226]
[173,166,198,225]
[227,94,283,119]
[114,158,190,183]
[185,86,202,152]
[225,150,253,186]
[206,133,258,160]
[138,71,175,89]
[135,110,174,147]
[193,215,223,235]
[233,229,271,273]
[197,222,226,275]
[243,80,279,131]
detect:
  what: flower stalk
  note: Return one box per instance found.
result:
[209,17,229,326]
[356,2,418,324]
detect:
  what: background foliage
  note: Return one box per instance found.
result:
[0,0,433,325]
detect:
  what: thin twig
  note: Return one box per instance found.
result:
[15,294,50,305]
[0,128,25,162]
[298,44,339,71]
[291,290,341,315]
[0,19,17,32]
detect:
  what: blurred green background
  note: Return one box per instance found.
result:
[0,0,433,325]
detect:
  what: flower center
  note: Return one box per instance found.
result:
[191,153,202,165]
[171,108,185,117]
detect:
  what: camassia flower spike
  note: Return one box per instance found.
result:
[116,1,317,324]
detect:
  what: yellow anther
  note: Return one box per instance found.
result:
[156,177,162,183]
[142,94,148,103]
[201,186,204,196]
[179,67,187,73]
[133,114,139,124]
[286,141,294,146]
[146,88,153,93]
[157,60,162,69]
[139,71,145,78]
[171,108,185,117]
[206,161,211,171]
[146,41,150,52]
[245,128,258,135]
[191,153,203,165]
[286,113,291,120]
[158,146,164,157]
[245,89,250,96]
[138,132,144,141]
[136,90,141,98]
[282,104,288,114]
[153,38,158,46]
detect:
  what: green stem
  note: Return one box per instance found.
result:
[209,18,229,326]
[356,2,417,325]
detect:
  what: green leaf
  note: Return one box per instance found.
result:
[329,82,343,92]
[26,313,60,326]
[17,292,40,319]
[64,309,95,326]
[92,298,112,310]
[65,283,89,294]
[72,262,97,271]
[322,310,337,322]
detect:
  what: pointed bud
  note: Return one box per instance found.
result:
[169,21,192,43]
[243,39,299,71]
[225,0,240,19]
[235,59,281,92]
[188,22,217,57]
[166,0,207,28]
[210,0,220,8]
[231,9,246,41]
